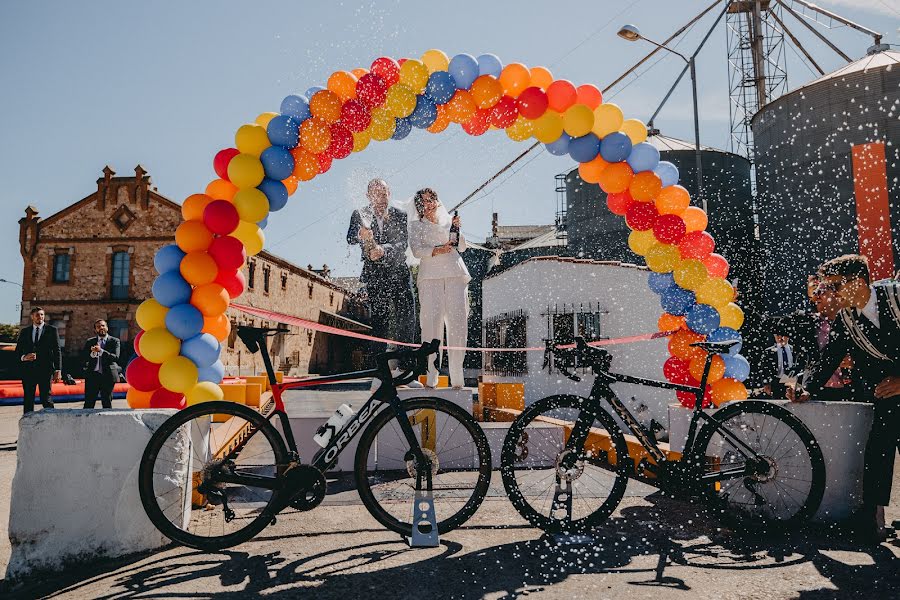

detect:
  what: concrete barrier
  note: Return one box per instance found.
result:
[6,409,188,582]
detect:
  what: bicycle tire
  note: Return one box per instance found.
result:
[693,400,826,528]
[354,397,492,536]
[138,401,289,550]
[500,394,631,534]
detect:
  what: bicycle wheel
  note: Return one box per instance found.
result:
[139,401,289,550]
[500,394,630,533]
[354,397,491,536]
[693,400,825,527]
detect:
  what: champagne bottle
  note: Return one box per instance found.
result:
[449,211,460,248]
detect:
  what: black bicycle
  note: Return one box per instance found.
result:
[500,337,826,533]
[139,326,491,550]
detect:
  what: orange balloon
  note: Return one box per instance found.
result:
[351,67,368,79]
[668,329,706,362]
[309,90,342,123]
[529,66,553,91]
[597,162,634,194]
[629,171,663,201]
[300,118,332,154]
[192,283,230,317]
[427,103,451,133]
[180,251,218,286]
[578,155,609,184]
[658,313,686,333]
[126,387,154,409]
[655,185,691,215]
[282,175,299,196]
[446,90,477,123]
[470,75,503,109]
[546,80,577,113]
[175,220,214,253]
[682,206,708,232]
[202,312,231,342]
[205,179,238,202]
[499,63,531,98]
[290,147,320,181]
[575,84,603,109]
[327,70,358,101]
[689,354,725,383]
[182,194,214,221]
[711,378,748,407]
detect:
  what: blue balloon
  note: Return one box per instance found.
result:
[152,272,192,308]
[258,215,269,230]
[305,86,325,99]
[477,53,503,78]
[181,333,221,368]
[198,360,225,384]
[654,160,679,188]
[258,178,288,212]
[165,303,204,340]
[266,115,300,148]
[648,272,676,294]
[425,71,456,104]
[722,353,751,382]
[599,132,633,163]
[449,53,479,89]
[568,133,601,163]
[707,327,743,355]
[154,245,185,275]
[409,96,438,129]
[280,95,311,121]
[626,142,661,173]
[686,303,721,335]
[661,286,695,316]
[260,146,295,181]
[392,117,412,140]
[545,133,571,156]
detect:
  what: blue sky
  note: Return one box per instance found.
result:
[0,0,896,323]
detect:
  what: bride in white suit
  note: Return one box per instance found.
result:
[407,188,470,389]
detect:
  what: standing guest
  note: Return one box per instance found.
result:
[408,188,470,389]
[792,254,900,543]
[82,319,121,409]
[761,321,796,398]
[15,307,62,414]
[807,276,850,400]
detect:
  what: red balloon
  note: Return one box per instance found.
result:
[133,330,144,357]
[653,214,687,245]
[126,356,161,392]
[625,201,658,231]
[328,124,354,159]
[679,231,716,260]
[370,57,400,86]
[703,253,730,279]
[606,191,634,216]
[677,378,712,408]
[489,95,518,128]
[397,58,408,66]
[663,356,691,383]
[317,153,332,174]
[203,200,240,236]
[546,79,578,113]
[213,148,240,182]
[339,99,371,132]
[517,86,549,119]
[215,268,246,299]
[207,235,247,271]
[575,84,603,109]
[150,387,185,409]
[462,109,490,136]
[356,73,388,108]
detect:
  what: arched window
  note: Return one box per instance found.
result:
[111,251,130,300]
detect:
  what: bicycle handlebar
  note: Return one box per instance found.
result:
[549,337,614,383]
[376,339,441,387]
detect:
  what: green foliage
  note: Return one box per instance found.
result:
[0,323,19,343]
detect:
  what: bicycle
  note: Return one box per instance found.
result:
[500,336,826,534]
[139,326,491,550]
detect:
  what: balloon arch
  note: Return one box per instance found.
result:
[125,50,750,410]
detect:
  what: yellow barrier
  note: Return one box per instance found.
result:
[418,375,449,388]
[479,382,524,422]
[243,378,265,406]
[220,383,247,404]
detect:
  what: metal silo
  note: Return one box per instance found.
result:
[752,50,900,315]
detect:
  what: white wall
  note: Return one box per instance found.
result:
[482,259,673,429]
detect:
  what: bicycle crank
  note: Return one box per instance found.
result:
[285,464,327,511]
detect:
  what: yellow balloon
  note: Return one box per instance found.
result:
[384,83,416,118]
[254,112,279,129]
[645,243,680,273]
[235,123,271,157]
[227,153,265,189]
[506,116,534,141]
[719,303,745,330]
[628,229,657,256]
[352,129,371,152]
[233,188,270,223]
[421,49,450,73]
[563,104,594,137]
[369,107,396,141]
[621,118,648,144]
[532,110,564,143]
[232,220,265,256]
[136,299,169,331]
[674,259,709,291]
[186,381,224,406]
[592,103,624,138]
[159,356,199,394]
[399,59,429,94]
[139,328,181,364]
[695,277,735,309]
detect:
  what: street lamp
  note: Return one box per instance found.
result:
[617,24,704,212]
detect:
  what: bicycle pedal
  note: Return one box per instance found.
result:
[406,489,439,548]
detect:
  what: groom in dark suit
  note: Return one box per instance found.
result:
[15,306,62,413]
[81,319,122,409]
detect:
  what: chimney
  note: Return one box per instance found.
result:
[99,166,115,210]
[492,212,498,238]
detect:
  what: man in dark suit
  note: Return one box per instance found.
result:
[760,320,797,399]
[15,306,62,413]
[347,179,418,372]
[793,255,900,542]
[81,319,121,409]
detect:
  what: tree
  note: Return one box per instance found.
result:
[0,323,20,343]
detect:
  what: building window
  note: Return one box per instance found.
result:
[52,254,70,283]
[263,266,271,294]
[281,272,288,290]
[228,320,238,349]
[483,310,527,376]
[308,282,314,299]
[108,319,129,342]
[111,252,130,300]
[248,260,256,289]
[329,291,334,306]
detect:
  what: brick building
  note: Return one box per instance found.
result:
[17,166,368,377]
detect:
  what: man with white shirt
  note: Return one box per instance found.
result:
[15,307,62,414]
[794,255,900,543]
[81,319,122,409]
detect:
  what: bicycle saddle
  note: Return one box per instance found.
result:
[690,340,740,352]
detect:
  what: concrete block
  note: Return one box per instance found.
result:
[397,387,473,414]
[275,412,374,473]
[6,409,188,582]
[481,421,562,469]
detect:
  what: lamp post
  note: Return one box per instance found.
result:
[617,24,704,212]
